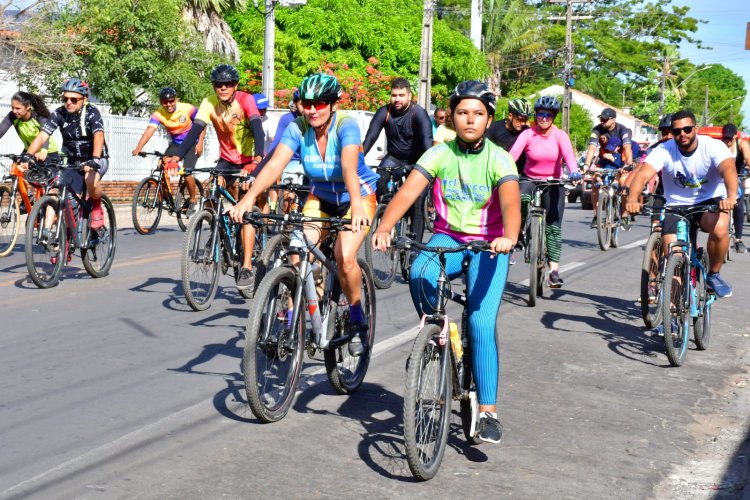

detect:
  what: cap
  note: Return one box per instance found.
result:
[722,123,738,140]
[598,108,616,120]
[253,93,269,110]
[604,136,622,152]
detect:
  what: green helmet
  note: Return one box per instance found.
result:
[299,73,342,103]
[507,98,531,118]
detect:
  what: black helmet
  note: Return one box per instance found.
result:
[448,80,496,115]
[533,95,561,112]
[210,64,240,84]
[159,87,177,100]
[658,114,672,130]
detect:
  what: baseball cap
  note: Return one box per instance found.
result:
[604,136,622,152]
[722,123,738,140]
[598,108,616,120]
[253,93,269,110]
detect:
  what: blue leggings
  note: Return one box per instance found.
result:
[409,233,509,406]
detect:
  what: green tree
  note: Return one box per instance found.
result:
[183,0,246,63]
[15,0,221,115]
[680,64,746,126]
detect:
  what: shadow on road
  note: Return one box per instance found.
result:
[128,275,249,312]
[715,420,750,498]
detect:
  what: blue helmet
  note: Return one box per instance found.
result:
[253,93,269,110]
[534,95,561,112]
[61,78,89,97]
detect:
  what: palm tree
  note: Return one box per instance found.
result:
[183,0,246,63]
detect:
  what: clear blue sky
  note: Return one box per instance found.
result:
[672,0,750,129]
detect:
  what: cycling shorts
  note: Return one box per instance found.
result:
[302,193,377,223]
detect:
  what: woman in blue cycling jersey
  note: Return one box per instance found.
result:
[372,80,521,444]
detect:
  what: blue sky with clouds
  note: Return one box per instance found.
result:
[671,1,750,128]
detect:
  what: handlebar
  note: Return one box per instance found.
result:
[639,203,722,218]
[269,182,310,193]
[242,210,352,230]
[137,151,164,158]
[391,235,492,254]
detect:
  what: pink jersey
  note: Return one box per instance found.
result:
[509,125,579,179]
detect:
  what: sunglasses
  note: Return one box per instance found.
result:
[62,96,83,104]
[512,114,529,121]
[599,117,612,123]
[161,98,176,105]
[671,125,695,136]
[212,81,237,89]
[536,111,555,120]
[301,100,330,111]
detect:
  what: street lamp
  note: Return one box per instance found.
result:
[706,96,743,125]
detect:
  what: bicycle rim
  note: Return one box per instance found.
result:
[82,195,117,278]
[662,253,689,366]
[403,323,452,481]
[132,177,162,234]
[528,216,541,307]
[25,196,66,288]
[181,209,220,311]
[366,204,398,289]
[243,266,304,423]
[596,191,611,250]
[640,232,663,328]
[611,194,621,248]
[0,185,19,257]
[693,252,711,350]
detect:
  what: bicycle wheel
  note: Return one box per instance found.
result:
[423,187,435,234]
[745,194,750,224]
[527,216,542,307]
[662,253,690,367]
[536,221,546,298]
[243,265,304,423]
[258,232,289,282]
[82,195,117,278]
[610,193,621,248]
[365,203,398,289]
[0,185,19,257]
[596,190,611,251]
[640,231,663,329]
[175,178,202,232]
[25,195,66,288]
[459,314,482,446]
[131,177,162,235]
[181,209,220,311]
[324,257,376,394]
[693,251,711,350]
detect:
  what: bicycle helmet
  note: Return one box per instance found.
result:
[448,80,496,115]
[658,114,672,130]
[508,98,531,117]
[159,87,177,100]
[533,95,561,113]
[298,74,342,103]
[61,78,89,97]
[210,64,240,84]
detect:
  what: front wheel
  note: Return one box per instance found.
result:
[640,231,663,329]
[403,323,452,481]
[527,216,543,307]
[181,209,220,311]
[0,185,20,257]
[662,253,690,367]
[596,190,612,251]
[25,195,66,288]
[131,177,163,235]
[243,265,304,423]
[324,258,376,394]
[365,203,398,289]
[693,251,711,350]
[423,188,436,233]
[82,195,117,278]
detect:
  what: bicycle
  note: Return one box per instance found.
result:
[131,151,204,234]
[639,194,666,329]
[256,181,310,274]
[391,236,490,481]
[523,178,567,307]
[590,166,629,251]
[0,154,51,256]
[658,204,719,367]
[181,167,266,311]
[365,164,413,289]
[241,211,376,423]
[25,162,117,288]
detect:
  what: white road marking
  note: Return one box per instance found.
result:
[518,261,585,287]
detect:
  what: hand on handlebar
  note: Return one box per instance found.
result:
[625,200,642,215]
[228,194,256,224]
[568,171,583,183]
[349,204,370,234]
[371,230,392,252]
[490,236,514,255]
[719,197,737,212]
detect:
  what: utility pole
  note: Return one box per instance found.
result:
[548,0,592,134]
[262,0,276,108]
[417,0,435,111]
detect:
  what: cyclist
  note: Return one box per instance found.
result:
[253,93,277,155]
[486,98,531,174]
[372,80,521,444]
[132,86,205,216]
[721,123,750,254]
[167,64,265,291]
[229,73,379,357]
[509,95,582,288]
[431,107,447,135]
[22,78,109,230]
[625,110,737,298]
[635,114,674,228]
[432,113,456,145]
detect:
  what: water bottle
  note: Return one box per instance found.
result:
[387,179,396,193]
[449,322,463,360]
[676,219,687,243]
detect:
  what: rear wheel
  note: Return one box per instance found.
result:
[324,258,376,394]
[610,193,621,248]
[423,188,436,234]
[243,266,304,423]
[459,314,482,446]
[0,185,19,257]
[82,195,117,278]
[25,195,66,288]
[662,253,689,367]
[693,251,711,350]
[181,209,220,311]
[527,216,543,307]
[596,190,611,251]
[640,231,663,329]
[131,177,162,235]
[366,203,398,289]
[403,323,452,481]
[175,178,204,232]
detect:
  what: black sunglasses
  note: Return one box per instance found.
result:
[62,96,83,104]
[213,81,238,89]
[671,125,695,136]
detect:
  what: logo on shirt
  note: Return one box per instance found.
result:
[179,116,186,123]
[442,178,491,203]
[674,171,706,189]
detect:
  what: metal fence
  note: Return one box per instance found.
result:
[0,104,383,181]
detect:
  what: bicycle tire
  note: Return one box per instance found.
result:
[640,231,663,329]
[403,323,452,481]
[662,253,690,367]
[82,195,117,278]
[527,216,542,307]
[25,195,66,288]
[175,178,204,232]
[258,232,290,282]
[366,203,398,289]
[237,214,267,300]
[596,189,611,251]
[745,194,750,224]
[324,257,376,394]
[693,251,711,350]
[611,192,621,248]
[459,314,482,446]
[536,219,545,298]
[243,265,304,423]
[181,209,220,311]
[131,177,163,235]
[0,185,19,257]
[423,187,436,233]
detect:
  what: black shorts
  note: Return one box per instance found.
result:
[215,158,251,186]
[662,197,723,236]
[166,142,198,173]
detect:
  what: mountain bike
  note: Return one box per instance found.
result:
[181,167,266,310]
[590,166,629,251]
[392,236,490,481]
[659,204,718,367]
[639,194,666,329]
[257,181,310,275]
[365,164,412,289]
[523,178,567,307]
[241,211,376,423]
[132,151,204,234]
[25,162,117,288]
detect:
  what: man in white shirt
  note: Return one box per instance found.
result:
[253,93,278,155]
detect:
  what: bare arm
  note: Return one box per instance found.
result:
[621,143,633,165]
[625,162,657,212]
[25,131,51,157]
[228,143,294,221]
[340,144,368,233]
[718,157,739,210]
[492,180,521,253]
[584,143,597,169]
[740,139,750,169]
[132,126,157,155]
[372,170,430,250]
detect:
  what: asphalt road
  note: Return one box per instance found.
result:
[1,203,749,499]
